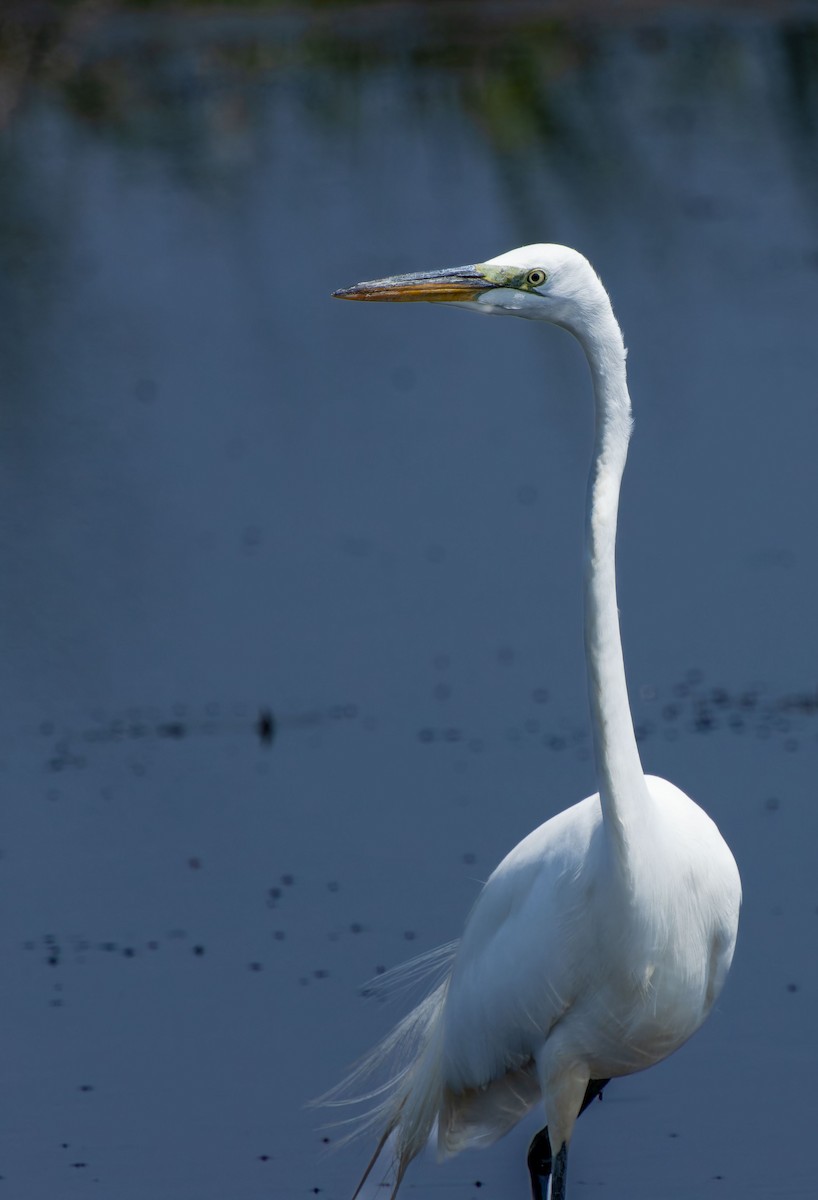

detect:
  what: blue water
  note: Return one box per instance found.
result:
[2,7,818,1197]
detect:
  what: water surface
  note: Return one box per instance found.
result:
[2,5,818,1198]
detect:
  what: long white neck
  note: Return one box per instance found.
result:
[572,303,650,852]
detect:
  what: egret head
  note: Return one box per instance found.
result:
[333,244,611,339]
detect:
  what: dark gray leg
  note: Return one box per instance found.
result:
[526,1125,552,1200]
[551,1142,568,1200]
[527,1079,609,1200]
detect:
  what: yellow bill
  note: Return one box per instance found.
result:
[332,265,497,303]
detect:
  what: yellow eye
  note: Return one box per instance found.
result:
[527,269,547,287]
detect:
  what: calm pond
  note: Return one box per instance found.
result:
[2,4,817,1197]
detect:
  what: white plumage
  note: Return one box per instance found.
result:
[326,246,741,1200]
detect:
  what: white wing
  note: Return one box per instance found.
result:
[433,793,604,1152]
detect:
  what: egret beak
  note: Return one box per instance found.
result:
[332,265,497,303]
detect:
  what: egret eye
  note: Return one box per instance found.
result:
[526,269,547,287]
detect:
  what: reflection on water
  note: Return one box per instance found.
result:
[3,5,818,274]
[4,4,818,155]
[3,4,818,1200]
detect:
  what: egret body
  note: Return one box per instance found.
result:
[326,245,741,1200]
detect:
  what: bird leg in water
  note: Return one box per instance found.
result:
[526,1126,552,1200]
[527,1079,609,1200]
[551,1142,568,1200]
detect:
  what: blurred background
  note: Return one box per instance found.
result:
[2,1,818,1197]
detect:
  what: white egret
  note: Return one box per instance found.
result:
[325,245,741,1200]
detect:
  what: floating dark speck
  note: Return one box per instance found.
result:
[403,930,416,941]
[327,881,339,893]
[781,690,818,715]
[350,923,363,935]
[786,982,799,993]
[78,1084,94,1093]
[193,945,205,956]
[249,962,263,972]
[281,874,295,887]
[764,797,780,812]
[258,709,276,746]
[462,852,476,865]
[157,721,186,739]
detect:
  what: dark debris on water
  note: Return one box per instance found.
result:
[31,673,818,786]
[37,697,362,772]
[411,672,818,758]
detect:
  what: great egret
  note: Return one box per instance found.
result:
[326,245,741,1200]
